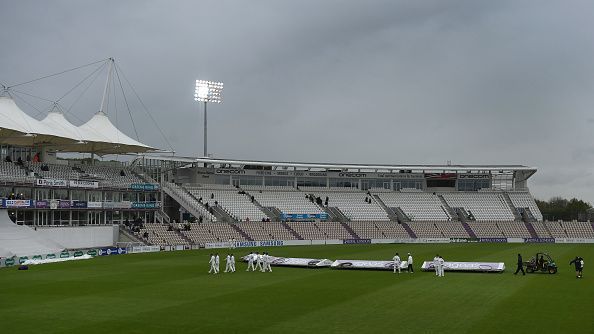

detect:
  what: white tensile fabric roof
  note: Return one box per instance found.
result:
[77,111,154,154]
[0,96,155,154]
[0,96,75,146]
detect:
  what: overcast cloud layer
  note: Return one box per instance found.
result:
[1,0,594,203]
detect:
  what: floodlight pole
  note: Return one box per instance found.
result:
[203,101,207,157]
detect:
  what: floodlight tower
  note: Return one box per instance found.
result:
[194,80,223,158]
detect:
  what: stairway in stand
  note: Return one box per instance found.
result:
[230,224,254,241]
[461,222,477,238]
[281,222,303,240]
[524,222,538,238]
[340,222,360,239]
[401,222,417,238]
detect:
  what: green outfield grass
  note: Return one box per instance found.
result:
[1,243,592,333]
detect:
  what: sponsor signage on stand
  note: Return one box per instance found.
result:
[3,199,32,208]
[524,238,555,243]
[69,180,99,189]
[36,179,67,187]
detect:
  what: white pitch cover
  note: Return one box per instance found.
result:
[421,261,505,272]
[241,255,333,268]
[330,260,409,270]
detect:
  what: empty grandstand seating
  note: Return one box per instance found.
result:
[234,221,297,241]
[545,221,594,238]
[0,161,147,189]
[465,221,505,238]
[346,221,410,239]
[494,221,532,238]
[76,164,144,188]
[249,188,324,216]
[544,221,568,238]
[560,221,594,238]
[163,183,217,223]
[285,222,326,240]
[441,192,515,221]
[138,223,189,246]
[377,192,451,221]
[28,162,80,180]
[435,221,472,238]
[0,161,35,184]
[312,192,389,221]
[507,191,544,221]
[186,184,267,222]
[180,222,248,244]
[530,221,552,238]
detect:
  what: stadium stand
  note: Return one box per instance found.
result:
[494,221,532,238]
[465,221,505,238]
[441,192,515,221]
[163,183,216,223]
[560,221,594,238]
[529,221,552,238]
[285,222,327,240]
[377,192,451,221]
[311,191,390,221]
[248,187,324,216]
[345,221,410,239]
[507,191,544,221]
[138,224,189,246]
[544,221,568,238]
[233,221,297,241]
[185,184,267,222]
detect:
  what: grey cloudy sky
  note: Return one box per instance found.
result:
[1,0,594,203]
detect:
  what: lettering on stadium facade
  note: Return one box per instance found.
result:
[338,173,367,178]
[458,174,490,179]
[215,169,246,174]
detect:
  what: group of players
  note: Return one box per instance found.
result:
[208,253,236,274]
[391,252,415,274]
[245,252,273,272]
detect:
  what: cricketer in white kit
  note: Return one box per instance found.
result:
[246,252,256,271]
[208,254,216,274]
[393,253,401,274]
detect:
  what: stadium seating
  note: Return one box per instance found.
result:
[76,164,144,188]
[544,221,568,238]
[285,222,327,240]
[248,188,324,215]
[441,192,515,221]
[234,221,297,241]
[164,183,217,223]
[377,192,451,221]
[436,221,472,238]
[495,221,532,238]
[180,222,248,244]
[507,191,544,221]
[560,221,594,238]
[186,185,267,222]
[311,192,389,221]
[139,224,189,246]
[530,221,552,238]
[345,221,410,239]
[0,161,36,184]
[465,221,505,238]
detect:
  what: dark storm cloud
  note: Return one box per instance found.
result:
[1,0,594,202]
